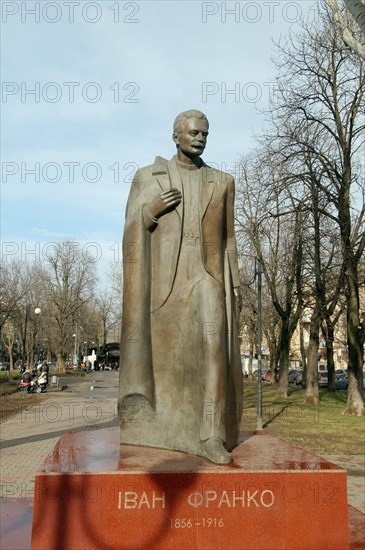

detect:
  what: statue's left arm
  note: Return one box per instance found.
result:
[226,175,241,309]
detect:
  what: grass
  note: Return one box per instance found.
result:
[0,392,48,422]
[0,369,85,385]
[0,371,23,395]
[242,382,365,455]
[0,371,22,381]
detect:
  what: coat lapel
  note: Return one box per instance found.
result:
[152,156,216,221]
[167,157,183,219]
[151,156,183,220]
[152,156,170,192]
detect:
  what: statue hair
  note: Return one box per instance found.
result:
[173,110,209,135]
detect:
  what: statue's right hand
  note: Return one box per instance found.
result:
[147,188,182,219]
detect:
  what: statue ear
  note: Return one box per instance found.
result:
[172,132,179,146]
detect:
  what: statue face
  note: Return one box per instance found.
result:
[173,118,209,157]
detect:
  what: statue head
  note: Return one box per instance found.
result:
[172,110,209,157]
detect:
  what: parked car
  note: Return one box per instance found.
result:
[288,369,303,385]
[335,374,348,391]
[251,369,269,380]
[335,369,348,378]
[318,371,328,387]
[293,371,303,385]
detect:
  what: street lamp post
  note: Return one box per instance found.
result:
[34,308,41,366]
[84,340,88,364]
[256,258,263,431]
[72,323,78,367]
[22,305,29,368]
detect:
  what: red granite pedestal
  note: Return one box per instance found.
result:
[31,429,349,550]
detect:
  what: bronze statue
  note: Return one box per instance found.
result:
[118,110,242,464]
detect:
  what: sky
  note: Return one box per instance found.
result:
[1,0,321,289]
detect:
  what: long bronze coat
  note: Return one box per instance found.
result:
[118,156,242,454]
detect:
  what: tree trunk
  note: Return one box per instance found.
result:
[269,364,276,385]
[305,310,320,405]
[29,347,34,370]
[344,283,364,415]
[103,319,107,348]
[340,183,364,415]
[299,321,307,388]
[267,335,278,382]
[325,322,336,392]
[344,368,364,416]
[299,321,307,370]
[4,337,14,371]
[9,351,14,371]
[56,352,65,373]
[248,355,253,380]
[276,320,290,397]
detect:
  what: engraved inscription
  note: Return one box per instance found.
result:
[187,489,275,508]
[118,491,166,509]
[170,517,225,528]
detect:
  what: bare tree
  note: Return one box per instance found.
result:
[0,261,47,369]
[0,261,31,335]
[1,321,15,370]
[267,8,365,414]
[95,291,120,347]
[236,155,304,397]
[43,240,97,371]
[283,149,346,403]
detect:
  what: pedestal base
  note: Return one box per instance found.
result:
[31,429,349,550]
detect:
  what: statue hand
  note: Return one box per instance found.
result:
[147,188,182,219]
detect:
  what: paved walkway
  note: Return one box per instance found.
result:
[1,372,119,503]
[323,454,365,514]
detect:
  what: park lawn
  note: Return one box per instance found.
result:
[0,371,22,396]
[0,370,66,420]
[242,383,365,456]
[0,392,47,422]
[0,369,83,394]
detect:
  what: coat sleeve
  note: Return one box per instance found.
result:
[119,169,155,407]
[225,175,240,289]
[223,174,243,449]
